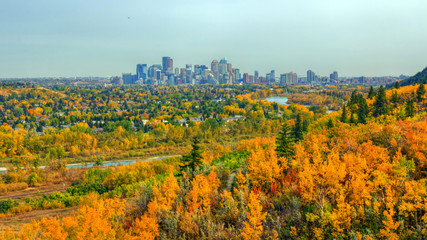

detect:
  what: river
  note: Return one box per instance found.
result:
[264,96,333,113]
[0,155,180,174]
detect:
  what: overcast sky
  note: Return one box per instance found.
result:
[1,0,426,78]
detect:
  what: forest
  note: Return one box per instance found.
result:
[1,81,427,239]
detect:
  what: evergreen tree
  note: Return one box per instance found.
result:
[368,86,375,99]
[326,118,334,129]
[275,121,295,159]
[416,83,425,102]
[405,98,415,117]
[391,91,399,104]
[394,81,400,89]
[293,113,304,141]
[373,85,387,117]
[181,137,203,172]
[358,97,369,124]
[340,104,348,123]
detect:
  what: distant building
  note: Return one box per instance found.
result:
[211,60,219,80]
[219,58,228,75]
[162,57,173,73]
[307,70,315,83]
[243,73,249,84]
[136,64,147,80]
[234,69,240,81]
[122,73,136,84]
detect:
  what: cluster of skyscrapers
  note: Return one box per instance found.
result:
[111,56,339,86]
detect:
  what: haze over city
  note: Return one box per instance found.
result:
[1,0,426,78]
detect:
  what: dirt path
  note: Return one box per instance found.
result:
[226,172,236,192]
[0,206,78,231]
[0,183,71,203]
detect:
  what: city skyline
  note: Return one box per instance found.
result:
[1,0,427,78]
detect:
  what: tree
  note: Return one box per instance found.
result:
[293,113,304,141]
[357,97,369,124]
[391,91,399,104]
[181,137,203,172]
[373,85,387,117]
[405,98,415,117]
[327,118,334,129]
[340,104,348,123]
[394,81,400,89]
[275,121,295,159]
[416,83,425,102]
[368,86,375,99]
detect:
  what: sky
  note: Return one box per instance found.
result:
[1,0,427,78]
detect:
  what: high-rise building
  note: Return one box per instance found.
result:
[219,58,228,75]
[243,73,249,84]
[330,71,338,81]
[162,57,172,73]
[270,70,275,82]
[211,60,219,80]
[136,64,148,80]
[227,63,233,74]
[234,69,240,81]
[307,70,315,83]
[122,73,135,84]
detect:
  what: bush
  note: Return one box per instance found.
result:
[212,151,250,172]
[0,182,28,193]
[0,199,19,213]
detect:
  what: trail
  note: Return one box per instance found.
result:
[226,172,236,192]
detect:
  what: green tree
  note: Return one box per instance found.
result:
[394,81,400,89]
[293,114,304,141]
[368,86,375,99]
[358,97,369,124]
[373,85,387,117]
[405,98,415,117]
[391,91,399,104]
[275,121,295,159]
[416,83,425,102]
[326,118,334,129]
[181,137,203,172]
[340,104,348,123]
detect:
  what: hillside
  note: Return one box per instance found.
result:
[394,67,427,87]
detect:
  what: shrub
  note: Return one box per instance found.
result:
[0,199,19,213]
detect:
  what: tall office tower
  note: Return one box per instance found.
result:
[136,64,148,80]
[185,64,192,84]
[243,73,249,84]
[218,58,228,75]
[180,68,186,81]
[333,71,338,81]
[227,63,233,74]
[293,73,298,83]
[167,58,173,73]
[155,70,162,80]
[270,70,275,82]
[307,70,315,83]
[254,70,259,78]
[162,57,171,73]
[280,74,286,84]
[234,69,240,81]
[249,75,254,84]
[148,64,162,78]
[175,67,179,75]
[211,60,219,80]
